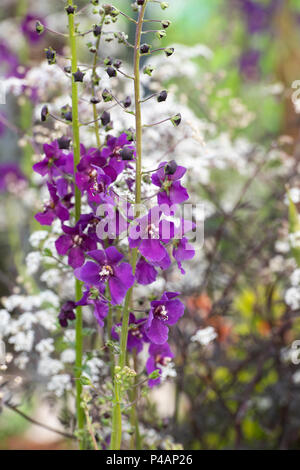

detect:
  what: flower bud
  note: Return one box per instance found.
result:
[101,111,111,126]
[160,2,169,10]
[103,56,113,66]
[164,160,177,175]
[90,97,100,104]
[131,2,139,11]
[157,90,168,102]
[41,105,49,122]
[113,59,122,69]
[102,4,114,15]
[35,21,44,35]
[91,0,99,5]
[164,47,174,57]
[143,65,154,76]
[161,20,171,29]
[106,66,117,77]
[155,30,166,40]
[102,88,113,102]
[57,136,71,150]
[93,24,102,36]
[45,47,56,65]
[171,113,181,127]
[120,146,134,161]
[65,5,76,15]
[123,96,132,108]
[126,128,135,141]
[140,43,150,54]
[64,65,71,74]
[73,68,85,82]
[137,0,145,4]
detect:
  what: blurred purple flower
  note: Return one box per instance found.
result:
[0,162,27,193]
[21,14,45,43]
[146,342,174,387]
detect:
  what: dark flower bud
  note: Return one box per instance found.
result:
[137,0,145,4]
[156,30,166,40]
[65,5,76,15]
[110,7,119,17]
[65,111,73,122]
[161,2,169,9]
[165,47,174,57]
[157,90,168,102]
[89,46,97,54]
[113,59,122,69]
[45,47,56,65]
[90,97,100,104]
[73,68,85,82]
[103,56,113,66]
[171,113,181,127]
[126,128,135,141]
[123,96,132,108]
[91,0,99,5]
[143,65,154,76]
[36,21,44,35]
[164,160,177,175]
[140,43,150,54]
[93,24,102,36]
[64,65,71,74]
[57,136,71,150]
[41,105,49,122]
[101,111,111,126]
[106,66,117,77]
[58,301,76,328]
[161,20,171,29]
[102,4,116,15]
[120,146,134,161]
[102,88,113,102]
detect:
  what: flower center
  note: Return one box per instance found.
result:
[73,234,83,245]
[147,224,159,239]
[154,304,168,321]
[131,327,143,339]
[99,264,114,280]
[155,354,171,366]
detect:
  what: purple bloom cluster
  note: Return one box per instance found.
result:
[34,123,195,386]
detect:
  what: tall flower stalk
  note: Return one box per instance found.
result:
[66,0,85,447]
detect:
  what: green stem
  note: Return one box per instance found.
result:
[110,1,147,451]
[67,0,85,448]
[91,16,105,147]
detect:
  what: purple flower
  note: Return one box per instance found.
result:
[128,207,172,264]
[239,49,260,80]
[0,41,24,78]
[146,342,174,387]
[101,133,135,178]
[33,141,73,178]
[135,257,158,285]
[74,246,135,305]
[238,0,270,33]
[0,163,27,193]
[145,292,185,344]
[112,313,148,353]
[55,216,97,268]
[35,182,70,226]
[151,161,189,208]
[172,237,195,274]
[21,14,45,43]
[58,301,76,327]
[77,287,108,327]
[76,149,114,202]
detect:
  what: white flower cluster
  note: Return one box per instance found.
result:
[191,326,218,346]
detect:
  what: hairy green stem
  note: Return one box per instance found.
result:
[110,1,147,450]
[67,0,85,448]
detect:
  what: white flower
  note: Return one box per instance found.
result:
[14,353,29,370]
[41,269,61,288]
[47,374,72,397]
[29,230,48,248]
[9,330,34,352]
[39,291,60,308]
[191,326,218,346]
[293,369,300,384]
[289,231,300,249]
[38,357,63,376]
[0,309,11,336]
[160,362,177,381]
[26,252,42,275]
[61,348,76,364]
[291,269,300,287]
[63,329,76,343]
[285,287,300,310]
[36,338,54,357]
[275,240,290,253]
